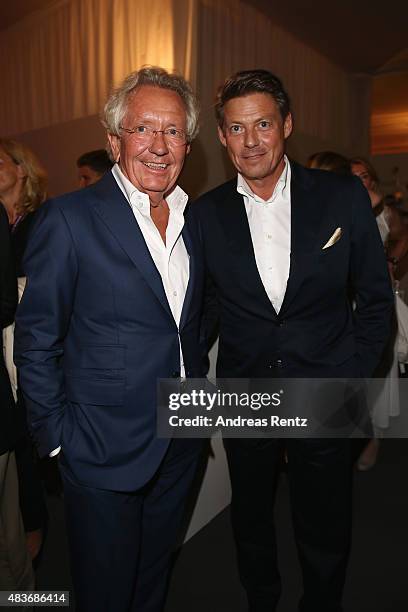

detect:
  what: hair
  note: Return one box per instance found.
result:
[350,157,379,186]
[0,139,47,214]
[215,69,291,128]
[77,149,113,174]
[307,151,351,175]
[102,66,200,144]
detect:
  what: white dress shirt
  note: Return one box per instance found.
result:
[237,155,291,313]
[49,166,190,457]
[112,164,189,375]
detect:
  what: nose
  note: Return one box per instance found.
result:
[243,126,259,148]
[149,130,169,156]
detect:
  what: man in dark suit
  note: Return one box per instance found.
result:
[15,67,204,612]
[191,70,394,612]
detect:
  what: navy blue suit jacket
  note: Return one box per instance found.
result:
[191,162,394,379]
[15,172,205,491]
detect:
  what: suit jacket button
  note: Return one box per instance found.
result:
[172,370,180,378]
[276,359,283,368]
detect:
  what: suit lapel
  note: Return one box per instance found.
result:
[179,220,195,329]
[217,184,278,316]
[280,162,323,314]
[91,173,173,320]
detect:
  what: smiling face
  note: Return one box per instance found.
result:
[218,92,292,199]
[108,85,190,204]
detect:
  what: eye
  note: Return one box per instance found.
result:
[166,128,180,137]
[229,125,243,135]
[135,125,149,134]
[258,120,271,129]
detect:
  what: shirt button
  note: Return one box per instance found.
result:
[173,291,178,297]
[267,234,272,239]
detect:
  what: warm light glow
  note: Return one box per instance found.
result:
[371,111,408,155]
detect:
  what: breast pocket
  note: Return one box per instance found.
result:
[318,241,343,260]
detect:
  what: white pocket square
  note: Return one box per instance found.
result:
[322,227,342,250]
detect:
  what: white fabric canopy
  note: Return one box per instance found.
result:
[0,0,196,135]
[1,0,370,156]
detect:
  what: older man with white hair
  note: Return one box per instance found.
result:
[15,66,204,612]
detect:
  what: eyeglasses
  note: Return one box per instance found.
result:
[119,124,187,146]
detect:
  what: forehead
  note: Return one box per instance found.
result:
[351,163,368,175]
[78,165,98,176]
[223,92,282,123]
[124,85,187,125]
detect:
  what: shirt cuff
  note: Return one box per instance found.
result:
[49,446,61,458]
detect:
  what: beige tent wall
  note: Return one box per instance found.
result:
[2,0,371,198]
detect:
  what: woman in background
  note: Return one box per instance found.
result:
[0,201,35,593]
[351,157,408,468]
[351,157,408,267]
[0,138,48,560]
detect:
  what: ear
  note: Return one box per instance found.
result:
[283,113,293,140]
[107,133,121,163]
[217,125,227,148]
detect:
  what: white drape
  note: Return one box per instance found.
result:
[0,0,180,135]
[197,0,362,152]
[1,0,370,158]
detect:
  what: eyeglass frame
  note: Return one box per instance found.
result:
[119,124,188,146]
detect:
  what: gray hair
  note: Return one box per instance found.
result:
[102,66,200,144]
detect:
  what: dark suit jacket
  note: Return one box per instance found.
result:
[14,172,205,491]
[191,162,394,379]
[0,204,18,454]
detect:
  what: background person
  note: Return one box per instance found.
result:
[351,157,408,276]
[307,150,350,175]
[76,148,113,188]
[0,138,47,561]
[0,203,35,595]
[351,157,408,469]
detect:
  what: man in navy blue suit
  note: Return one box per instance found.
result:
[191,69,394,612]
[15,67,204,612]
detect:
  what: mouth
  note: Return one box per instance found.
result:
[242,153,265,160]
[142,162,168,170]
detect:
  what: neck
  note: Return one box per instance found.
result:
[244,157,286,201]
[149,194,165,208]
[0,190,21,224]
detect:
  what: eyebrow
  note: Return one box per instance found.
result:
[227,115,275,125]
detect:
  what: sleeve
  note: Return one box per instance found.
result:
[349,179,395,377]
[14,201,78,457]
[187,202,220,372]
[0,205,18,328]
